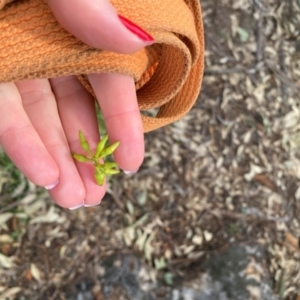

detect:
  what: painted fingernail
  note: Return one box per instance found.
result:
[118,15,154,43]
[84,201,101,208]
[123,170,138,175]
[69,203,84,210]
[44,179,59,190]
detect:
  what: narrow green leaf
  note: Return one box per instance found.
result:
[103,162,118,169]
[79,130,92,156]
[72,154,91,163]
[99,141,120,158]
[94,169,105,186]
[95,135,108,158]
[104,169,120,175]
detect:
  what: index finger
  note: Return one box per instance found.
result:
[88,73,144,174]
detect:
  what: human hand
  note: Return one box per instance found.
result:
[0,0,153,209]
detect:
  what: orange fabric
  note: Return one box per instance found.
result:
[0,0,15,9]
[0,0,204,132]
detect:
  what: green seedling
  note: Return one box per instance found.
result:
[72,130,120,186]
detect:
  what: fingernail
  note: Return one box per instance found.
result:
[69,203,84,210]
[118,15,154,44]
[44,179,59,190]
[84,201,101,208]
[123,170,138,175]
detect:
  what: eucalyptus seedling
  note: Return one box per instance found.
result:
[72,130,120,185]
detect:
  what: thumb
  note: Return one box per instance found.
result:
[46,0,154,54]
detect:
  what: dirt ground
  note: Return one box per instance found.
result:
[0,0,300,299]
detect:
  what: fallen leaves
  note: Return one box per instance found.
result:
[0,253,14,269]
[0,287,21,300]
[253,174,277,191]
[29,206,66,225]
[30,263,42,283]
[284,232,299,252]
[0,0,298,299]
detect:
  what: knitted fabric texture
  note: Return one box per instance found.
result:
[0,0,15,9]
[0,0,204,132]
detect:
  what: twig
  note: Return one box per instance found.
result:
[0,197,23,214]
[170,256,205,266]
[278,38,289,101]
[106,186,124,209]
[205,67,245,75]
[256,8,265,62]
[279,38,288,75]
[221,210,291,223]
[204,62,265,76]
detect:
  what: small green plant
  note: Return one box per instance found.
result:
[72,130,120,186]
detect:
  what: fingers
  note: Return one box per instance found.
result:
[15,79,85,208]
[88,73,144,173]
[2,74,143,208]
[46,0,154,54]
[0,82,59,187]
[50,76,106,207]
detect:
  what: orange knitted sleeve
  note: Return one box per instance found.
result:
[0,0,204,132]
